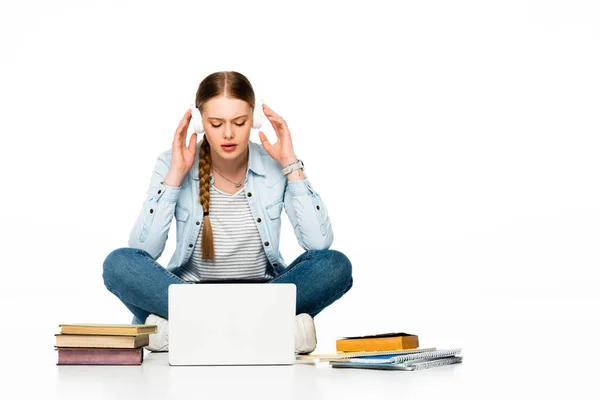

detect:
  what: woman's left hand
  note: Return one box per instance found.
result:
[258,103,298,167]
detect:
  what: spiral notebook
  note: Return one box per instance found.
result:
[330,356,463,371]
[329,348,463,371]
[341,348,462,364]
[295,347,437,361]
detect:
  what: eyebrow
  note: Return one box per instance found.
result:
[207,115,248,121]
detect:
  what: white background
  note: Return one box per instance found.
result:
[1,0,599,398]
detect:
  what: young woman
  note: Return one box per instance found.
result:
[102,71,353,354]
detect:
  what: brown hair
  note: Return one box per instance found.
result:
[195,71,258,260]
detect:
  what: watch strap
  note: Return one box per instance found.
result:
[282,159,304,175]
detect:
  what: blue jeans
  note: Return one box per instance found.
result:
[102,247,353,324]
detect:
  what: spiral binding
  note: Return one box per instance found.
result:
[410,356,463,370]
[390,348,462,363]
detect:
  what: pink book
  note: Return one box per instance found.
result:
[56,347,144,365]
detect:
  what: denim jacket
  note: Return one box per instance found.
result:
[128,139,333,278]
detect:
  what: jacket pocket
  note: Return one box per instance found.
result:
[266,199,283,219]
[175,204,190,222]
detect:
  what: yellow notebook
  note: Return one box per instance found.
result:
[58,323,158,336]
[336,332,419,352]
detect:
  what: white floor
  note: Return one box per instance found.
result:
[3,273,599,400]
[6,306,600,400]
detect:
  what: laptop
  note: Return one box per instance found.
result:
[168,282,297,366]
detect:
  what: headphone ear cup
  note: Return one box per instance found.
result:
[189,104,205,134]
[252,98,264,129]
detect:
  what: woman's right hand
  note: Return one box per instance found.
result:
[170,109,198,176]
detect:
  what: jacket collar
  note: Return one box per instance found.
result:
[192,138,266,181]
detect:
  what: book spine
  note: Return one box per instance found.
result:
[55,334,148,348]
[57,349,143,365]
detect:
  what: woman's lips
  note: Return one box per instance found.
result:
[221,144,237,152]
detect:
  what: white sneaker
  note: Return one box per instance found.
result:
[295,313,317,354]
[144,313,169,352]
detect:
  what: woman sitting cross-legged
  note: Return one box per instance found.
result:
[102,70,353,354]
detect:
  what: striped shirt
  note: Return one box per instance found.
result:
[175,183,274,283]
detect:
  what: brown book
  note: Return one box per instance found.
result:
[58,323,157,336]
[55,333,150,348]
[335,332,419,352]
[56,347,144,365]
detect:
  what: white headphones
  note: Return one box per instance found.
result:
[189,98,264,134]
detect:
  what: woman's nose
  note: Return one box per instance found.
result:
[224,123,235,138]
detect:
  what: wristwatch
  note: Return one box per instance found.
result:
[282,159,304,176]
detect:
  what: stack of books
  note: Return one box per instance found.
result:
[296,332,463,371]
[55,323,157,365]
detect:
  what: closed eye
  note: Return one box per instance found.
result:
[211,122,246,128]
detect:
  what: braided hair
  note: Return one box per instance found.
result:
[195,71,257,260]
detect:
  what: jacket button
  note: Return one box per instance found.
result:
[188,244,193,248]
[247,192,252,197]
[149,209,154,214]
[196,221,200,225]
[264,241,269,246]
[316,205,320,210]
[257,218,261,223]
[158,190,161,194]
[273,263,278,267]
